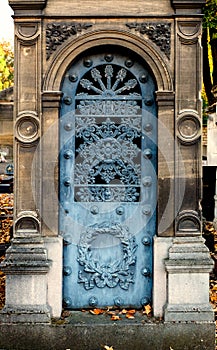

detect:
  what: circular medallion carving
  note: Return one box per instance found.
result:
[15,112,39,144]
[177,111,201,144]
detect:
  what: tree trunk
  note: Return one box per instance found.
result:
[202,28,215,105]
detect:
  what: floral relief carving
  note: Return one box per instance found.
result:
[73,63,142,202]
[46,22,92,59]
[126,22,171,59]
[77,222,138,290]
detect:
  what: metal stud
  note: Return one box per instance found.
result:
[69,74,78,83]
[139,73,148,83]
[63,297,72,308]
[64,177,71,187]
[63,266,72,276]
[105,54,113,62]
[90,206,99,215]
[144,123,153,132]
[63,234,72,245]
[125,59,134,68]
[140,297,150,306]
[144,97,154,106]
[142,206,151,216]
[89,296,98,307]
[143,149,152,159]
[142,176,152,187]
[142,236,151,246]
[116,206,124,215]
[141,267,151,277]
[64,123,73,131]
[114,297,123,307]
[63,96,72,105]
[83,59,93,67]
[63,150,73,160]
[64,150,73,159]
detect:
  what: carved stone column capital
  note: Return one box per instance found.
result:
[156,90,175,108]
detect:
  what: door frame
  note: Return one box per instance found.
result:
[42,30,174,316]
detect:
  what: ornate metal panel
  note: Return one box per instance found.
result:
[60,47,157,309]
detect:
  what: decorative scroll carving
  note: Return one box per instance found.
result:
[126,22,171,59]
[77,100,140,116]
[75,118,141,151]
[46,22,92,59]
[73,63,142,202]
[75,185,140,202]
[77,222,138,290]
[78,65,140,98]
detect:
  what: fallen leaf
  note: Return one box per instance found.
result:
[106,310,117,315]
[61,310,71,318]
[126,309,136,315]
[126,314,135,319]
[110,315,121,321]
[104,346,114,350]
[143,304,152,316]
[89,308,105,315]
[120,309,127,314]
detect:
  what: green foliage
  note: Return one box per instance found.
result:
[0,42,14,91]
[203,0,217,29]
[202,0,217,107]
[202,84,209,125]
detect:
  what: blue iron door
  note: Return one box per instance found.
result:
[60,47,157,309]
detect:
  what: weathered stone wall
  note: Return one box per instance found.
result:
[0,88,13,173]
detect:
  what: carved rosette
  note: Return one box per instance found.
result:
[46,22,93,59]
[77,222,138,290]
[177,110,201,144]
[126,22,171,59]
[15,111,40,144]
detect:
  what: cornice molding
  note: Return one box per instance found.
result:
[171,0,205,13]
[9,0,47,11]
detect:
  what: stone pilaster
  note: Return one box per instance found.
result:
[165,0,214,322]
[156,91,175,236]
[0,1,52,323]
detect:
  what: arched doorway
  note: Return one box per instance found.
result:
[60,46,157,309]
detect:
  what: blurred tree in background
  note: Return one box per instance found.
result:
[202,0,217,112]
[0,42,14,91]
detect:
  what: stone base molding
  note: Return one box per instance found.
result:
[165,236,214,322]
[0,237,51,323]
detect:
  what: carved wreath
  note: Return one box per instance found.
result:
[77,222,138,290]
